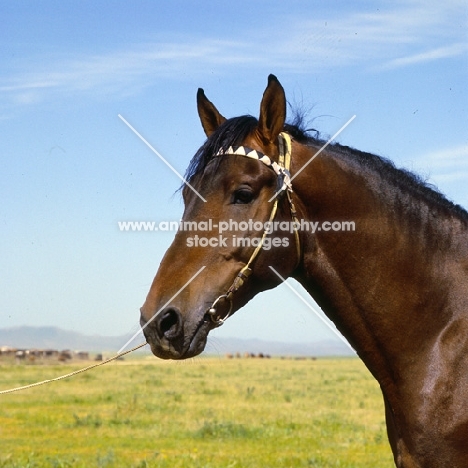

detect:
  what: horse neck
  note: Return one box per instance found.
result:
[290,141,468,380]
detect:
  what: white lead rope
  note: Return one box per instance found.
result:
[0,342,147,395]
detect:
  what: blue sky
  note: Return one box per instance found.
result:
[1,0,467,351]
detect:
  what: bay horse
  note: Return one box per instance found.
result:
[140,75,468,467]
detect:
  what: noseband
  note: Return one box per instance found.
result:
[206,132,301,326]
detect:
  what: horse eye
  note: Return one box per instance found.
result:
[233,189,254,204]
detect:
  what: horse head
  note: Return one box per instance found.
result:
[140,75,302,359]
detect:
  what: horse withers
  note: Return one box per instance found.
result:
[140,75,468,467]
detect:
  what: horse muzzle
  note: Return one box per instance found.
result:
[140,306,213,360]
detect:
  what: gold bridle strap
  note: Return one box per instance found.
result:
[207,132,301,326]
[278,133,301,262]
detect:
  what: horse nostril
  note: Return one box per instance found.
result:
[157,307,182,339]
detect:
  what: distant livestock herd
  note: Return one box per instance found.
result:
[0,346,93,363]
[225,352,316,360]
[0,346,314,363]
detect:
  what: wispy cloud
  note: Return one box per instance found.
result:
[279,1,467,71]
[0,40,253,106]
[378,43,468,71]
[0,1,465,112]
[420,144,468,183]
[1,38,269,109]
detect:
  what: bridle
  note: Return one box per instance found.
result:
[206,132,301,326]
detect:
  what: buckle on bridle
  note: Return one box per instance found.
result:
[276,168,292,194]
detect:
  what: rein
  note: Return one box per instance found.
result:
[0,342,147,395]
[207,132,301,326]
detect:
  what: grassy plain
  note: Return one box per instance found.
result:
[0,355,393,467]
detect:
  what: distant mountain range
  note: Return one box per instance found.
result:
[0,326,354,357]
[0,326,136,352]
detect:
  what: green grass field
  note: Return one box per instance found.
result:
[0,356,394,467]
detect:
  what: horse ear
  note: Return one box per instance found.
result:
[257,74,286,144]
[197,88,226,137]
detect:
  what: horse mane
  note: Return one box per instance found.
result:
[287,112,468,222]
[328,143,468,221]
[184,111,468,222]
[184,115,258,184]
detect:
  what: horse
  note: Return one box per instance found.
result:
[140,75,468,467]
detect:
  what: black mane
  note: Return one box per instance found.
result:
[184,112,467,221]
[290,116,468,221]
[314,137,468,222]
[184,115,258,184]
